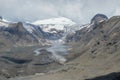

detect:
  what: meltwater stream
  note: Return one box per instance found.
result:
[34,41,69,64]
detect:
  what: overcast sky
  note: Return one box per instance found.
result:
[0,0,120,24]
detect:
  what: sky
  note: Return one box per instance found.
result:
[0,0,120,24]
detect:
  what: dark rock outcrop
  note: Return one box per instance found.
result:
[0,16,2,20]
[86,72,120,80]
[91,14,108,26]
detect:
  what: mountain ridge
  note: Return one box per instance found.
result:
[33,17,76,25]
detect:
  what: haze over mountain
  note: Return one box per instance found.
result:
[0,1,120,80]
[0,16,78,47]
[0,0,120,24]
[0,13,118,80]
[0,11,120,80]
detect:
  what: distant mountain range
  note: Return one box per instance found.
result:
[0,16,78,47]
[1,14,120,80]
[0,14,110,48]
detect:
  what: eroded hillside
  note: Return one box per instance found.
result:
[10,14,120,80]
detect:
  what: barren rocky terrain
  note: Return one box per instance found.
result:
[0,14,120,80]
[6,14,120,80]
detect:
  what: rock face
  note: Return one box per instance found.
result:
[0,17,76,47]
[66,14,120,60]
[91,14,108,29]
[60,15,120,80]
[65,14,108,42]
[0,21,42,47]
[0,20,64,47]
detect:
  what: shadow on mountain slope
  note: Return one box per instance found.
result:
[86,72,120,80]
[1,56,32,64]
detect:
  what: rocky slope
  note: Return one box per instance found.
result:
[33,17,77,40]
[0,17,77,79]
[9,14,120,80]
[0,20,45,48]
[0,17,77,48]
[66,14,120,59]
[65,14,120,79]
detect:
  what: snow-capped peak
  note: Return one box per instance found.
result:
[33,17,76,25]
[32,17,76,33]
[0,18,10,27]
[2,18,10,22]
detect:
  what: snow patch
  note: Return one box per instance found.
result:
[23,23,34,33]
[0,20,9,27]
[32,17,76,33]
[33,17,76,25]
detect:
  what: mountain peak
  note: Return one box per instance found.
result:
[91,14,108,25]
[33,17,76,25]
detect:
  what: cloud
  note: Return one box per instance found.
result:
[114,8,120,15]
[0,0,120,24]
